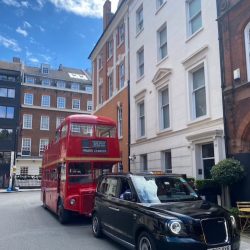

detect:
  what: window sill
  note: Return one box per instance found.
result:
[156,127,172,136]
[136,136,147,143]
[98,66,103,72]
[136,75,145,84]
[23,127,32,130]
[136,28,144,38]
[155,1,167,15]
[156,55,169,67]
[118,136,123,140]
[40,129,49,131]
[185,27,204,43]
[187,115,210,126]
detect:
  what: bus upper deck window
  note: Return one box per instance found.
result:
[96,125,116,138]
[71,123,93,137]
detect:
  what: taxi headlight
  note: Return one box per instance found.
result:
[230,215,236,228]
[167,220,186,235]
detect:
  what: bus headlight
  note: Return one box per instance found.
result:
[230,215,236,228]
[70,198,76,205]
[167,220,186,236]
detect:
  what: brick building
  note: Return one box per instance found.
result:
[0,58,21,188]
[217,0,250,200]
[16,63,92,181]
[89,0,130,172]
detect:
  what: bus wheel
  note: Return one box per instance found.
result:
[57,200,69,224]
[92,212,102,238]
[42,192,46,209]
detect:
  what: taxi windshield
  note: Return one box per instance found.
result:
[131,175,199,203]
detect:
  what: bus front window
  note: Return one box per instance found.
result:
[71,123,93,137]
[96,125,116,138]
[68,162,92,184]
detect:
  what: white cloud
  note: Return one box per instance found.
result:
[40,54,52,62]
[21,1,29,7]
[48,0,119,18]
[0,35,21,52]
[16,27,28,37]
[39,26,45,32]
[2,0,20,7]
[24,21,32,29]
[29,57,39,63]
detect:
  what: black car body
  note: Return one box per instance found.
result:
[92,173,240,250]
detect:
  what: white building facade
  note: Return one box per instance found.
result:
[129,0,225,179]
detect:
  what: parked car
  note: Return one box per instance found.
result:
[92,173,240,250]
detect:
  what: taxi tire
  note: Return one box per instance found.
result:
[92,213,102,238]
[137,231,157,250]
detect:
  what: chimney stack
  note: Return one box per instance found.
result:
[103,0,113,30]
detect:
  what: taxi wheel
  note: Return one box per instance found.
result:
[58,200,69,224]
[137,231,156,250]
[92,213,102,238]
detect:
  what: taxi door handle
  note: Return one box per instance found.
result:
[108,206,120,212]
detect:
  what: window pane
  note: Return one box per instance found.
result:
[202,143,214,158]
[0,129,13,140]
[191,14,202,34]
[195,87,206,117]
[96,125,116,138]
[0,106,5,118]
[0,88,7,97]
[139,102,144,116]
[6,107,14,118]
[160,28,167,46]
[161,89,169,105]
[8,89,15,98]
[193,67,205,90]
[162,105,169,128]
[189,0,201,18]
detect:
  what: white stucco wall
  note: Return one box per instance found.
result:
[128,0,225,178]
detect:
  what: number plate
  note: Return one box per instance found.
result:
[208,246,231,250]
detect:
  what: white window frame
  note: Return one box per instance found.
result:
[188,62,208,120]
[98,54,103,70]
[56,117,64,128]
[159,86,170,130]
[118,106,123,138]
[119,62,125,89]
[137,47,144,78]
[107,38,113,59]
[42,79,50,86]
[25,76,35,84]
[71,82,80,91]
[98,84,103,105]
[39,139,49,156]
[87,101,92,111]
[157,23,168,61]
[57,97,66,109]
[57,81,65,88]
[187,0,202,36]
[161,150,172,173]
[72,99,80,110]
[108,73,113,98]
[41,95,50,107]
[24,93,33,105]
[118,22,125,46]
[23,114,32,129]
[136,5,144,34]
[40,116,49,130]
[137,101,145,138]
[244,22,250,81]
[21,138,31,156]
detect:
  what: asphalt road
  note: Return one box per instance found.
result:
[0,191,126,250]
[0,191,249,250]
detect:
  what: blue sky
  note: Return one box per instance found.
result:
[0,0,119,71]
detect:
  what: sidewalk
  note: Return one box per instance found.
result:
[0,188,40,193]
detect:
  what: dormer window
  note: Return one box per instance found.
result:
[71,82,80,91]
[42,79,51,86]
[41,64,50,74]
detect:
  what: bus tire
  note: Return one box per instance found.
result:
[42,192,47,209]
[92,212,102,238]
[57,200,70,224]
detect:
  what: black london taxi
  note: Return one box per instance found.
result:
[92,173,240,250]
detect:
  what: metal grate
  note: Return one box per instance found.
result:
[201,217,228,245]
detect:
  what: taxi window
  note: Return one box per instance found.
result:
[99,177,118,197]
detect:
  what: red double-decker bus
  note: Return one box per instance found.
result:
[41,114,121,223]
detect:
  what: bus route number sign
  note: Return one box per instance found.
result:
[82,140,107,153]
